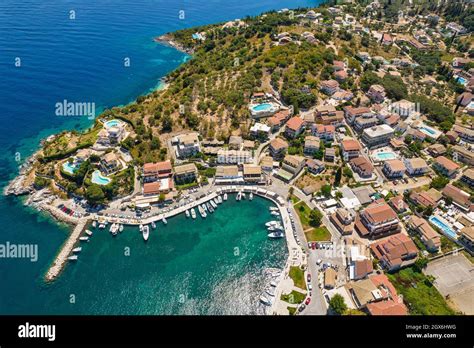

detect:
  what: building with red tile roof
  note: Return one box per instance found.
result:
[284,117,305,139]
[370,234,418,271]
[434,156,460,178]
[355,201,400,239]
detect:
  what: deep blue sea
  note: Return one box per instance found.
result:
[0,0,319,314]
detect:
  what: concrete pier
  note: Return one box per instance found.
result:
[45,219,88,281]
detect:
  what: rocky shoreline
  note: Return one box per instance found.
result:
[154,34,195,55]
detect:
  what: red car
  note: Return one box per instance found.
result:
[311,242,316,250]
[307,273,311,282]
[305,297,311,305]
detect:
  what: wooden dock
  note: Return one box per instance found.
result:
[45,219,88,281]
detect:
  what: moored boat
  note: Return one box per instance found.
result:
[265,221,281,228]
[210,200,217,209]
[119,224,124,232]
[139,224,143,232]
[217,195,223,204]
[68,255,78,261]
[151,221,156,229]
[191,208,196,219]
[185,210,190,218]
[249,192,253,201]
[85,230,93,236]
[223,193,228,201]
[143,225,149,241]
[162,217,167,225]
[92,221,97,228]
[268,231,285,239]
[267,226,284,232]
[79,236,89,242]
[259,295,271,306]
[72,247,82,253]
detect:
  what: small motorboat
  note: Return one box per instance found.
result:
[223,193,228,201]
[185,210,190,218]
[119,224,124,232]
[217,196,223,204]
[267,226,284,232]
[68,255,78,261]
[139,224,143,232]
[143,225,149,241]
[162,217,167,225]
[259,295,271,306]
[79,236,89,242]
[151,221,156,229]
[249,193,253,201]
[191,208,196,219]
[268,231,285,239]
[270,281,277,287]
[72,247,82,253]
[92,221,97,228]
[270,211,280,216]
[210,200,217,209]
[85,230,93,236]
[265,221,281,228]
[242,192,246,199]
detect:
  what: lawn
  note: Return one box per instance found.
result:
[305,226,331,242]
[289,266,306,290]
[294,201,312,230]
[287,306,297,315]
[290,194,300,205]
[281,290,306,305]
[387,267,456,315]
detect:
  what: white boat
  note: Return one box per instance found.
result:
[265,288,275,297]
[270,281,277,287]
[223,193,228,201]
[213,198,219,206]
[269,207,279,212]
[268,226,284,232]
[110,223,119,235]
[68,255,78,261]
[92,221,97,228]
[72,247,82,253]
[242,192,246,199]
[202,204,207,212]
[143,225,149,241]
[265,221,281,227]
[185,210,190,218]
[85,230,93,236]
[139,224,143,232]
[98,223,106,229]
[268,231,285,239]
[270,211,280,216]
[119,224,124,232]
[217,195,223,204]
[151,221,156,229]
[198,205,207,218]
[236,192,241,201]
[249,192,253,201]
[259,295,271,306]
[207,202,214,213]
[191,208,196,219]
[162,217,167,225]
[79,236,89,242]
[210,200,217,209]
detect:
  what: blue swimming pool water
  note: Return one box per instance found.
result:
[91,170,111,185]
[252,103,273,112]
[62,161,77,174]
[420,126,436,135]
[429,216,457,239]
[457,76,467,85]
[375,152,397,160]
[104,119,121,128]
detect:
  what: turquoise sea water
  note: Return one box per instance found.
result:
[0,0,319,314]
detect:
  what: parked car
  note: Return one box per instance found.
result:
[316,259,322,265]
[305,297,311,305]
[298,304,306,312]
[307,273,311,282]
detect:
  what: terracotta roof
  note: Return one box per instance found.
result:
[370,234,418,268]
[143,160,172,174]
[442,184,471,209]
[270,138,289,151]
[385,159,405,172]
[143,182,161,195]
[341,139,361,152]
[350,157,373,174]
[435,156,460,172]
[286,117,305,131]
[174,163,198,175]
[321,79,339,89]
[362,202,398,225]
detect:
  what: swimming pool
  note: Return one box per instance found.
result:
[91,170,111,185]
[374,152,397,161]
[429,215,457,240]
[418,125,442,139]
[104,119,121,128]
[252,103,273,112]
[456,76,467,86]
[62,161,78,175]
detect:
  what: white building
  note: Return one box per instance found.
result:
[217,149,252,164]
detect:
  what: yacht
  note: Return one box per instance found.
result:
[68,255,78,261]
[259,296,271,306]
[213,198,219,206]
[268,231,285,239]
[85,230,93,236]
[79,236,89,242]
[185,210,190,218]
[202,204,208,212]
[191,208,197,219]
[223,193,228,201]
[249,192,253,201]
[210,200,217,209]
[142,225,149,241]
[151,221,156,229]
[217,195,223,204]
[72,247,82,253]
[198,205,207,218]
